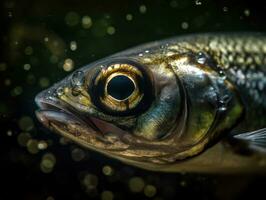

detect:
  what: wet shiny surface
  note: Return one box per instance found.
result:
[1,0,266,199]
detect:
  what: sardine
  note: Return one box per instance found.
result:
[35,33,266,173]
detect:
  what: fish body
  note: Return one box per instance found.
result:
[36,33,266,173]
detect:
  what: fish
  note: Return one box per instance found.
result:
[35,33,266,173]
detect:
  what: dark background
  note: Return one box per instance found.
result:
[1,0,266,200]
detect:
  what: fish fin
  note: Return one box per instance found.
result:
[231,128,266,154]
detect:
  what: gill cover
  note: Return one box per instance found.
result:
[36,50,243,165]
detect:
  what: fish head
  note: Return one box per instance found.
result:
[35,44,243,170]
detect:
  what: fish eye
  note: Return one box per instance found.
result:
[88,61,153,115]
[106,74,136,101]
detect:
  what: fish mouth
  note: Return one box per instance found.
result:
[35,91,128,147]
[35,90,132,156]
[35,91,100,138]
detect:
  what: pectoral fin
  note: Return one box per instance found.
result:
[230,128,266,154]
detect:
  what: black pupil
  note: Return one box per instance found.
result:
[107,75,135,100]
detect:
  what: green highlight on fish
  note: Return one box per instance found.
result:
[35,33,266,173]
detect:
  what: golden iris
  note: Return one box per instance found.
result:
[92,63,144,113]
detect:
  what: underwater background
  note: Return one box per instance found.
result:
[1,0,266,199]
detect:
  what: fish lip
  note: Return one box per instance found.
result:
[35,92,80,128]
[35,92,70,115]
[35,91,99,133]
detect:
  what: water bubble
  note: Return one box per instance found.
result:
[139,5,147,13]
[70,41,77,51]
[11,86,23,96]
[218,98,229,112]
[23,64,31,71]
[38,140,48,150]
[196,52,207,64]
[128,177,145,193]
[71,71,84,87]
[244,9,250,16]
[17,132,31,146]
[126,14,133,21]
[181,22,189,29]
[83,174,98,189]
[144,185,157,197]
[218,70,226,79]
[180,180,187,187]
[82,16,92,29]
[102,165,114,176]
[63,58,74,72]
[107,26,116,35]
[218,106,227,112]
[40,153,56,173]
[195,0,202,5]
[7,130,12,136]
[56,87,64,96]
[223,7,228,12]
[27,139,39,154]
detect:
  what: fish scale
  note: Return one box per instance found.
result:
[161,34,266,129]
[202,35,266,129]
[36,34,266,173]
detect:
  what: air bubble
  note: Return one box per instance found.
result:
[71,71,84,87]
[218,106,227,112]
[126,14,133,21]
[195,0,202,5]
[196,52,207,64]
[218,98,228,112]
[181,22,189,29]
[56,87,64,96]
[218,68,227,79]
[219,70,224,75]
